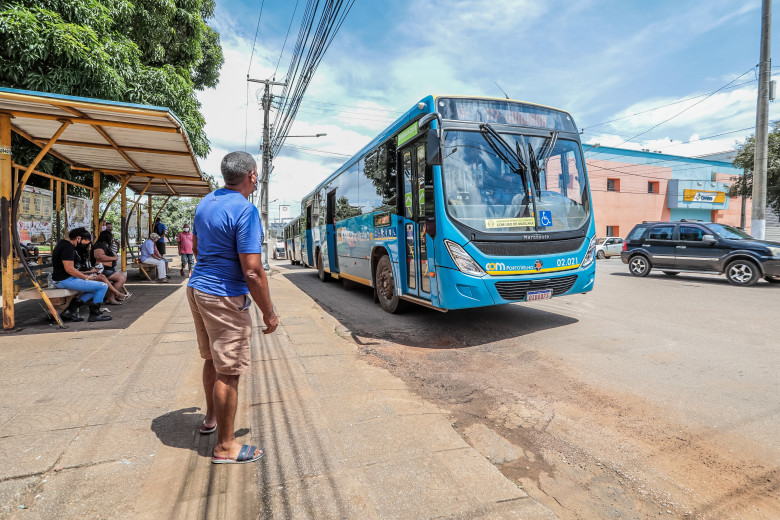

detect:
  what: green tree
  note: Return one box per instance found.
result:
[0,0,223,191]
[731,121,780,217]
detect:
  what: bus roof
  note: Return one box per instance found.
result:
[300,95,576,202]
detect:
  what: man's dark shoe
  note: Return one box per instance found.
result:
[88,303,112,322]
[60,308,84,322]
[61,298,84,322]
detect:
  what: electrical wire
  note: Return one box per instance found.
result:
[587,67,756,156]
[247,0,267,76]
[273,0,301,79]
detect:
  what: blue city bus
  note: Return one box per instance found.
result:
[283,216,302,265]
[295,95,597,313]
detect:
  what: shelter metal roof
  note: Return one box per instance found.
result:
[0,87,214,197]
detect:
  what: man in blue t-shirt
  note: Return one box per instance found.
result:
[187,151,278,465]
[153,217,167,255]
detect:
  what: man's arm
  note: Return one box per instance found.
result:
[193,235,198,260]
[238,252,278,334]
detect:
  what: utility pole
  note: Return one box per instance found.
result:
[752,0,772,240]
[248,77,286,270]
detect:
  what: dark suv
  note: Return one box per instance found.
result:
[621,221,780,286]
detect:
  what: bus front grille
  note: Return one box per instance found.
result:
[473,238,584,257]
[495,275,578,301]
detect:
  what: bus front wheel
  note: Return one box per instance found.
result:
[375,255,406,313]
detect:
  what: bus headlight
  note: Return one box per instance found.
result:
[444,239,486,277]
[580,235,598,269]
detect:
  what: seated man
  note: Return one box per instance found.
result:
[140,233,169,283]
[51,227,112,322]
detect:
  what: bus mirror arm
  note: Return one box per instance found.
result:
[426,216,437,238]
[427,129,443,166]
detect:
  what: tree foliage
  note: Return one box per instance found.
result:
[731,121,780,217]
[0,0,223,171]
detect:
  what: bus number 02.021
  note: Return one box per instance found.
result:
[556,257,577,267]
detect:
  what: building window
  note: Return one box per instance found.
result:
[648,181,659,194]
[606,225,620,236]
[607,178,620,192]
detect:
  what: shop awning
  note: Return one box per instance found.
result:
[0,87,214,197]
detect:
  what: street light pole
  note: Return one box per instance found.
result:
[248,77,286,270]
[751,0,772,239]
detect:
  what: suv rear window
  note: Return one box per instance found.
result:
[648,225,674,240]
[628,225,649,240]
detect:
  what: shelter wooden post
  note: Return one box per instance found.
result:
[1,113,14,329]
[93,171,100,239]
[120,177,127,271]
[55,180,62,242]
[49,178,54,251]
[147,195,152,234]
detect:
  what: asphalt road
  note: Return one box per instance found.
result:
[273,257,779,519]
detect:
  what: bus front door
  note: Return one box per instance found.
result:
[325,190,339,274]
[400,140,432,299]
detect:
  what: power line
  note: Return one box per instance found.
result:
[587,67,756,156]
[247,0,267,76]
[581,78,757,131]
[273,0,301,79]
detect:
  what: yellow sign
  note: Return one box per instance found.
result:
[485,217,535,229]
[683,189,726,203]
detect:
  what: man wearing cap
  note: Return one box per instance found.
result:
[187,151,278,464]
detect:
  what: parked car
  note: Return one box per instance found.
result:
[595,236,624,259]
[272,242,286,260]
[621,220,780,286]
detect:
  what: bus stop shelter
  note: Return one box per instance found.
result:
[0,87,214,330]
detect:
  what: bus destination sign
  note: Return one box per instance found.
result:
[437,98,577,133]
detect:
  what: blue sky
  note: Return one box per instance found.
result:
[197,0,779,217]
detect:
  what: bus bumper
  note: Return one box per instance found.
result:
[436,264,596,310]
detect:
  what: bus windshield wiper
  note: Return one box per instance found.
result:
[479,123,538,228]
[523,131,559,199]
[478,123,527,177]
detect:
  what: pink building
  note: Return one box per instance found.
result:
[584,146,749,238]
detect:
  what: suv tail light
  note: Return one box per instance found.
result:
[622,241,627,251]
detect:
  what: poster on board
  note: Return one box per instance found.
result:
[66,195,92,232]
[127,209,138,243]
[18,186,53,244]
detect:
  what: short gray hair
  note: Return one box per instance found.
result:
[149,232,160,240]
[221,151,256,185]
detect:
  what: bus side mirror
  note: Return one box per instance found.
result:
[427,129,442,166]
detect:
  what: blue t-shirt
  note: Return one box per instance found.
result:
[188,189,263,297]
[154,222,167,243]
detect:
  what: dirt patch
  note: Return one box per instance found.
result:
[359,340,779,520]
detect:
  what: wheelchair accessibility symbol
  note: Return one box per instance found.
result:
[539,211,552,227]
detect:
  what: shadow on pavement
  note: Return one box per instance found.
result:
[150,406,250,451]
[609,270,780,288]
[276,262,578,349]
[4,274,187,335]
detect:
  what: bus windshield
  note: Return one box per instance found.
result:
[442,130,590,233]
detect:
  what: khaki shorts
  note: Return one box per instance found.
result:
[187,286,252,375]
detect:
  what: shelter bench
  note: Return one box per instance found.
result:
[127,245,158,280]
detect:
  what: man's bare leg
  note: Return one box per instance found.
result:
[202,360,217,429]
[212,373,245,459]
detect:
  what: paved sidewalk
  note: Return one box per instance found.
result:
[0,270,555,519]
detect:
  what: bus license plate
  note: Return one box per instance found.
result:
[527,289,553,301]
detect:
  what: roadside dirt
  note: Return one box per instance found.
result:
[356,338,779,520]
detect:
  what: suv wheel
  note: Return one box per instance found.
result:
[726,259,760,287]
[596,250,606,259]
[629,255,651,277]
